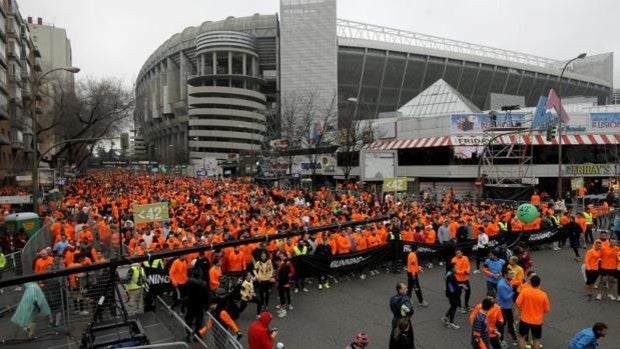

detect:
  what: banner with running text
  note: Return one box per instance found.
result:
[143,266,174,294]
[293,245,394,278]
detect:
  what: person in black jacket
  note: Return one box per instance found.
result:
[442,263,463,330]
[564,215,583,260]
[275,255,294,318]
[389,318,415,349]
[185,269,209,339]
[314,239,332,290]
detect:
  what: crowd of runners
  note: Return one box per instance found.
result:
[2,170,619,348]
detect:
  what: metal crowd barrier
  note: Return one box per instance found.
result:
[20,221,53,275]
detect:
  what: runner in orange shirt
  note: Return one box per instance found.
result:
[451,248,471,312]
[515,275,550,349]
[406,245,428,307]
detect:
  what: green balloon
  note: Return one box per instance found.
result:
[517,203,539,224]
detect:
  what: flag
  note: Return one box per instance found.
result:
[545,89,569,123]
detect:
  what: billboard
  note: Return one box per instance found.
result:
[451,113,526,134]
[383,177,407,192]
[360,150,396,181]
[133,202,169,224]
[561,163,619,177]
[591,113,620,131]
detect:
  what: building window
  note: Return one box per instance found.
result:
[216,52,228,75]
[231,52,243,75]
[204,53,213,75]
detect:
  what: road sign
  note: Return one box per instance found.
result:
[196,169,207,177]
[133,202,169,224]
[383,177,408,192]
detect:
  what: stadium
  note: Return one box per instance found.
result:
[134,0,614,176]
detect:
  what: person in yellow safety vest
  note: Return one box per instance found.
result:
[583,207,594,245]
[293,240,308,293]
[498,219,509,234]
[143,258,163,269]
[124,263,146,316]
[0,248,6,295]
[549,213,562,251]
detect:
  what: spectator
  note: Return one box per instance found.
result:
[345,333,369,349]
[569,322,607,349]
[248,311,277,349]
[389,318,414,349]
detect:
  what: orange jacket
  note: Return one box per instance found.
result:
[169,258,188,287]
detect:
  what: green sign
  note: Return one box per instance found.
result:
[383,177,408,192]
[134,202,169,224]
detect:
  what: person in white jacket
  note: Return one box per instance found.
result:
[473,227,489,273]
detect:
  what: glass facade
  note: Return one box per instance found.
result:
[336,47,612,123]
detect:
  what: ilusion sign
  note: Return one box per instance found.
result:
[591,113,620,130]
[561,163,619,177]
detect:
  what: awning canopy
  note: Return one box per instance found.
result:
[363,134,620,150]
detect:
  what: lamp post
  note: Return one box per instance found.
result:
[556,53,586,199]
[32,66,80,214]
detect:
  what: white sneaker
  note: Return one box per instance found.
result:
[79,310,90,315]
[318,284,323,290]
[288,305,294,310]
[595,294,602,300]
[294,288,299,294]
[277,309,287,318]
[473,270,481,274]
[360,274,367,280]
[553,247,561,251]
[420,301,429,307]
[275,305,281,310]
[302,287,308,292]
[607,294,616,301]
[447,323,460,330]
[439,261,445,266]
[324,283,330,289]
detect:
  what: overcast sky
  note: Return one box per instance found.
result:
[18,0,620,88]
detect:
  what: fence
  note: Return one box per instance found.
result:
[154,295,243,349]
[20,221,53,275]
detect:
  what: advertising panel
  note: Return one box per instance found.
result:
[591,113,620,131]
[450,113,526,134]
[561,163,620,177]
[383,177,408,192]
[133,202,169,224]
[360,150,396,181]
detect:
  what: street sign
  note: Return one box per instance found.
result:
[133,202,169,224]
[383,177,408,192]
[196,169,207,177]
[55,177,67,185]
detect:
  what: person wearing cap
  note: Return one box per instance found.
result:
[124,262,146,316]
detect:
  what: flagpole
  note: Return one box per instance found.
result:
[556,53,587,200]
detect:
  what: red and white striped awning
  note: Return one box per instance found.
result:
[494,134,620,145]
[363,134,620,150]
[363,136,451,150]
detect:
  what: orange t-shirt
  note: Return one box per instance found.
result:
[407,252,420,274]
[469,303,503,337]
[584,248,600,271]
[515,287,550,325]
[451,255,471,282]
[600,245,618,270]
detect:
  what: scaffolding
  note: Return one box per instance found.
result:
[479,110,536,187]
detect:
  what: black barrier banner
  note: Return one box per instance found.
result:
[293,245,394,278]
[401,229,564,257]
[143,267,174,294]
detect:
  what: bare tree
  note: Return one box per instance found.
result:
[36,77,134,170]
[337,118,374,181]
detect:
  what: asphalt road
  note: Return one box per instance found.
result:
[235,248,620,349]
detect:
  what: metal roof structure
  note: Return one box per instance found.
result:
[337,19,562,69]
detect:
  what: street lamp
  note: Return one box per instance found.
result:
[32,66,80,214]
[556,53,586,199]
[168,144,174,173]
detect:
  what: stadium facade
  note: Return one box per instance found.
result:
[134,0,614,167]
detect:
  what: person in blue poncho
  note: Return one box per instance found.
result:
[11,282,52,337]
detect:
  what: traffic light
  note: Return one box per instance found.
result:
[545,125,556,142]
[120,132,129,152]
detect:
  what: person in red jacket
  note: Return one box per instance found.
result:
[248,311,278,349]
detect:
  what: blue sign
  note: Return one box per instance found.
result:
[55,177,67,185]
[451,113,526,134]
[591,113,620,130]
[196,169,207,177]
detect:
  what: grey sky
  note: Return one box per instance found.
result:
[18,0,620,87]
